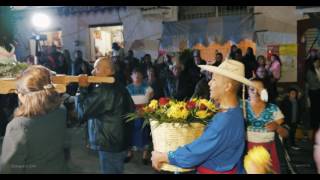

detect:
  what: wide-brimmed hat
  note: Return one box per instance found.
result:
[198,59,269,102]
[198,59,254,87]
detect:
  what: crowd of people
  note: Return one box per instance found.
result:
[0,40,320,174]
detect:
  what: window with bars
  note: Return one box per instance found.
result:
[218,6,252,16]
[178,6,217,20]
[178,6,253,20]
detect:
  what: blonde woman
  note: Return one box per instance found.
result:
[0,65,67,173]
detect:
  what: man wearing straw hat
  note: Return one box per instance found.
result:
[151,59,266,174]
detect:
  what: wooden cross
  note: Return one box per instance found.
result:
[0,75,115,94]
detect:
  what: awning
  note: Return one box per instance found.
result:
[160,15,254,50]
[56,6,126,16]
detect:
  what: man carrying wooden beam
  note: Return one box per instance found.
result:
[74,57,135,174]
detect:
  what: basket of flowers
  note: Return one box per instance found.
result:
[0,61,28,78]
[0,52,29,94]
[0,44,28,79]
[126,97,218,172]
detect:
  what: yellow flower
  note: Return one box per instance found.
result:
[177,101,187,107]
[190,98,199,103]
[148,100,158,110]
[167,104,189,120]
[168,100,176,106]
[195,110,211,119]
[198,99,216,111]
[244,146,272,174]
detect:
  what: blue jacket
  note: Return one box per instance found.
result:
[168,106,246,173]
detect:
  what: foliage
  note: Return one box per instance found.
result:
[126,97,218,128]
[0,62,29,78]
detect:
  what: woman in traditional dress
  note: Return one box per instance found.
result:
[242,77,285,174]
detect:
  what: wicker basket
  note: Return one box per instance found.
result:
[150,120,205,172]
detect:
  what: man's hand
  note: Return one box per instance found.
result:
[265,121,279,132]
[151,151,168,171]
[78,74,89,87]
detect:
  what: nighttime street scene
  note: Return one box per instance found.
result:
[0,6,320,174]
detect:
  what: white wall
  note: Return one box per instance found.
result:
[122,7,163,59]
[13,7,166,61]
[254,6,306,83]
[254,6,304,55]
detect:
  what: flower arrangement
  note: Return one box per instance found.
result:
[126,97,218,127]
[126,97,218,172]
[0,44,29,78]
[0,62,29,78]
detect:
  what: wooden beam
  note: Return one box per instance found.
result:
[0,75,115,94]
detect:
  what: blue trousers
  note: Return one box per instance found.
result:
[131,118,151,150]
[98,151,127,174]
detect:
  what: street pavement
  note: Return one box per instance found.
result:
[286,136,317,174]
[0,127,318,174]
[62,127,156,174]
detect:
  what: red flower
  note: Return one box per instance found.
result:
[199,103,207,110]
[186,101,196,110]
[159,97,170,106]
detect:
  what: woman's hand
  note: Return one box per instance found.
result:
[277,126,289,138]
[151,151,169,171]
[265,121,279,132]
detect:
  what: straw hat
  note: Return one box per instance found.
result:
[198,59,254,87]
[198,59,268,102]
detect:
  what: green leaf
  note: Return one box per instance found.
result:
[141,119,149,130]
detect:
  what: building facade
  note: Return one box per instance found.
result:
[12,6,310,84]
[12,6,172,61]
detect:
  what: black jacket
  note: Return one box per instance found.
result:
[280,97,302,126]
[242,55,258,79]
[164,71,194,101]
[192,77,210,100]
[76,81,135,152]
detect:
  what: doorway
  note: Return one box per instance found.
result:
[29,30,63,57]
[297,18,320,87]
[89,24,124,63]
